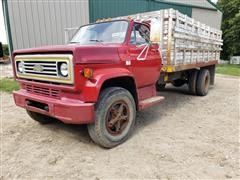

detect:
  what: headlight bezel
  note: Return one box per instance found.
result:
[58,62,69,77]
[17,61,24,73]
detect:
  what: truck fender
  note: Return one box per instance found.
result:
[80,68,136,102]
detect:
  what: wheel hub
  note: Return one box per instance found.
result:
[106,100,130,135]
[204,75,210,91]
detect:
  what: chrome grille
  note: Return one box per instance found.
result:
[22,61,58,76]
[23,83,60,99]
[15,54,74,84]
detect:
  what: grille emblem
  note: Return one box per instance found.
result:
[33,64,44,72]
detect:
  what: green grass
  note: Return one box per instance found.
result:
[0,78,20,93]
[216,64,240,76]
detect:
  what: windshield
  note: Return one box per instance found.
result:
[70,21,129,45]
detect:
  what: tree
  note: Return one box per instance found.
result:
[217,0,240,60]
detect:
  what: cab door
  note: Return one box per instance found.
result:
[128,23,161,88]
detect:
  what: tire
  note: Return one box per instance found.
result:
[171,79,185,87]
[196,69,210,96]
[188,70,199,95]
[27,110,55,124]
[87,87,136,148]
[156,83,166,91]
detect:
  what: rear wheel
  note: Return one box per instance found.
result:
[87,87,136,148]
[188,70,199,95]
[172,79,185,87]
[27,110,55,124]
[196,69,210,96]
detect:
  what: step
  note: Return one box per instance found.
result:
[139,96,165,110]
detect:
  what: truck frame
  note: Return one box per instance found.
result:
[12,9,222,148]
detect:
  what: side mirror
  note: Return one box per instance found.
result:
[64,27,79,44]
[150,18,161,43]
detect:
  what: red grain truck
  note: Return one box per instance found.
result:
[12,9,222,148]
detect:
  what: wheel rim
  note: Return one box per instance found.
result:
[204,75,210,92]
[106,100,130,136]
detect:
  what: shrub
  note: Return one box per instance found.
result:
[3,44,9,56]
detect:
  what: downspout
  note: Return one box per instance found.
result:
[88,0,93,23]
[147,0,151,11]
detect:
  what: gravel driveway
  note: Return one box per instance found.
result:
[0,62,13,79]
[1,75,239,179]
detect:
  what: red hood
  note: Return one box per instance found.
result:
[13,44,122,64]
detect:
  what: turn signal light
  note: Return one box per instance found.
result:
[83,68,93,79]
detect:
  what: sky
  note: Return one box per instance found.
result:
[0,0,7,44]
[0,0,219,45]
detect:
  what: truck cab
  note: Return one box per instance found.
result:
[13,19,164,148]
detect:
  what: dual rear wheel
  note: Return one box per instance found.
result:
[189,69,211,96]
[156,68,211,96]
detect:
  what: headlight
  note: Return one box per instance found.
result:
[17,61,24,73]
[59,62,69,77]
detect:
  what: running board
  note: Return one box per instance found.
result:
[139,96,165,110]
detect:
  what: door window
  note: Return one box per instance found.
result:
[130,23,150,45]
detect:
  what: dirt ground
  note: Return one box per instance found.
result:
[0,62,13,79]
[1,75,240,179]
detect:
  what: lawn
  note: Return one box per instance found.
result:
[0,78,19,93]
[216,64,240,76]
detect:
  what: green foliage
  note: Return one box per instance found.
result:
[217,0,240,60]
[3,44,9,56]
[0,78,19,93]
[216,64,240,76]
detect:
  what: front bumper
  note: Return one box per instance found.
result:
[13,90,95,124]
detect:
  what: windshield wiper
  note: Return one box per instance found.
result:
[69,39,104,44]
[89,39,104,42]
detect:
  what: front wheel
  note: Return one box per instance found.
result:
[87,87,136,148]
